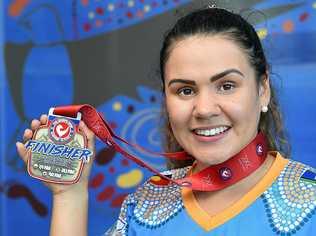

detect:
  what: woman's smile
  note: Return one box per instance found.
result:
[191,125,231,141]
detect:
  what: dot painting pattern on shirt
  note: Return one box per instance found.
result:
[262,161,316,235]
[106,159,316,235]
[131,168,189,228]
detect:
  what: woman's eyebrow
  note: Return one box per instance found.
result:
[167,68,244,87]
[168,79,195,87]
[210,69,244,82]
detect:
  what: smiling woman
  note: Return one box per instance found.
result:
[16,6,316,236]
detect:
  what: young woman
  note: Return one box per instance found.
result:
[17,7,315,236]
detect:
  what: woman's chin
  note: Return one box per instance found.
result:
[192,152,231,167]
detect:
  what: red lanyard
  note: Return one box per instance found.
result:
[53,104,267,191]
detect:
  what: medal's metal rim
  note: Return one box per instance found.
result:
[27,124,88,185]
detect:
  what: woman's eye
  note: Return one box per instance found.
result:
[178,87,194,96]
[219,82,235,91]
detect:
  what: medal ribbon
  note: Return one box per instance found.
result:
[53,104,267,191]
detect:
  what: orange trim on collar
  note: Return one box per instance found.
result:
[181,152,289,231]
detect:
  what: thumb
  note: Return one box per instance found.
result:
[79,121,95,150]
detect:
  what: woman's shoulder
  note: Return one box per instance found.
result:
[282,159,316,185]
[119,166,190,228]
[268,158,316,200]
[262,159,316,234]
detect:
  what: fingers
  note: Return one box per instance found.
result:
[30,114,47,129]
[40,114,48,124]
[30,119,40,130]
[26,114,47,141]
[18,114,47,163]
[16,141,30,163]
[23,128,33,143]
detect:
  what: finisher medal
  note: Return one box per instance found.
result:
[25,108,93,184]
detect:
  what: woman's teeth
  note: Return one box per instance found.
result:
[194,126,229,136]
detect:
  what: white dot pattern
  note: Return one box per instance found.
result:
[131,168,188,228]
[262,161,316,235]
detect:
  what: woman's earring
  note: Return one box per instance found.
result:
[261,105,268,113]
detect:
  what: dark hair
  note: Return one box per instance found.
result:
[159,8,290,169]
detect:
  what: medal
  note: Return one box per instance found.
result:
[25,108,93,184]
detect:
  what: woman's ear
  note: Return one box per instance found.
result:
[259,72,271,107]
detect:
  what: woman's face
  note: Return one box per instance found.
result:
[164,35,270,169]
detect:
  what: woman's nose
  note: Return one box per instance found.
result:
[193,91,221,119]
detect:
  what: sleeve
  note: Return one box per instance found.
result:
[104,193,136,236]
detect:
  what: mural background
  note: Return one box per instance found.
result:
[1,0,315,235]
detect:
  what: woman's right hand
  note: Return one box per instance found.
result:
[16,114,96,197]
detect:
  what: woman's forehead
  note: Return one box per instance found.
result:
[168,35,248,59]
[164,35,252,79]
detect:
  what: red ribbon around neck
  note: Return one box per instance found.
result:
[53,104,268,191]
